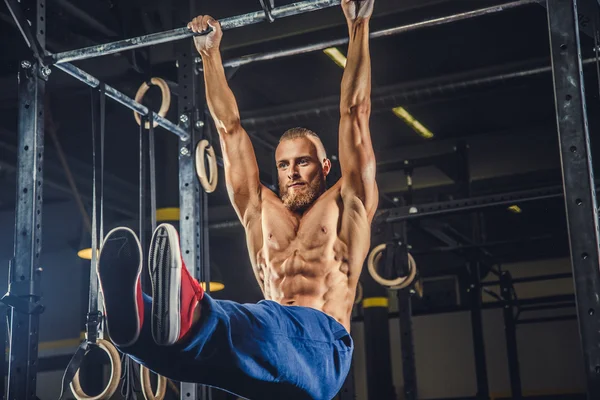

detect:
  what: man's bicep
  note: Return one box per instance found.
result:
[338,113,378,215]
[220,125,263,221]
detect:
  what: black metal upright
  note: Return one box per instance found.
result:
[500,272,522,399]
[176,1,205,399]
[547,0,600,397]
[4,0,46,397]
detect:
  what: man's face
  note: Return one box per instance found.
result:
[275,137,329,212]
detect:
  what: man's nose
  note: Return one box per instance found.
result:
[288,166,300,180]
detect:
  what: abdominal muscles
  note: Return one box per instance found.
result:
[261,243,354,330]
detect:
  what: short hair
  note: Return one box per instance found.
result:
[279,127,327,162]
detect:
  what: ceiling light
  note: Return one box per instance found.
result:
[507,205,522,213]
[323,47,434,139]
[323,47,347,68]
[392,107,434,139]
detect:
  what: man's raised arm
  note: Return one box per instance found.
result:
[338,0,378,219]
[190,16,263,225]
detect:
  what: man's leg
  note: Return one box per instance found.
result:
[98,225,354,399]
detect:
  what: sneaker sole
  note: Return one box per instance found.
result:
[149,223,182,346]
[97,227,142,348]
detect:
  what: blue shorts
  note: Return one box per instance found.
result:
[121,294,354,400]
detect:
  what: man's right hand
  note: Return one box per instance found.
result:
[188,15,222,56]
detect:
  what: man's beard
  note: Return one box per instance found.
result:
[280,174,326,213]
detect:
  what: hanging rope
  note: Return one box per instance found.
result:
[60,84,121,400]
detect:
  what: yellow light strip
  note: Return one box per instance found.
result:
[323,47,347,68]
[507,205,522,213]
[392,107,434,139]
[323,47,434,139]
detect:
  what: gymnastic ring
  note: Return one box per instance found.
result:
[134,77,171,129]
[70,339,122,400]
[195,139,218,193]
[367,244,418,290]
[354,282,363,305]
[140,365,167,400]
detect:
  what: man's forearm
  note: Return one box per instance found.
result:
[201,51,242,134]
[340,19,371,112]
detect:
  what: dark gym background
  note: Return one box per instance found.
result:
[0,0,594,398]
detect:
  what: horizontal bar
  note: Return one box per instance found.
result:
[50,0,340,65]
[220,0,542,68]
[481,272,573,287]
[351,295,576,321]
[519,302,575,312]
[516,315,577,325]
[385,185,563,223]
[54,63,190,141]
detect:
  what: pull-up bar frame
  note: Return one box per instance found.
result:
[6,0,600,399]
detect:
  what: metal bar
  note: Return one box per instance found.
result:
[500,272,522,399]
[351,294,577,321]
[398,289,417,400]
[7,59,45,399]
[468,217,490,399]
[220,0,541,68]
[49,0,340,65]
[4,0,47,65]
[53,62,190,141]
[176,1,200,395]
[482,272,573,286]
[519,302,575,312]
[240,56,600,131]
[516,315,577,325]
[547,0,600,396]
[385,185,563,223]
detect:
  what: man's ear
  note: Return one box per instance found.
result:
[322,158,332,176]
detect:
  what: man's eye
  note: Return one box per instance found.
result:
[278,163,287,169]
[299,159,308,165]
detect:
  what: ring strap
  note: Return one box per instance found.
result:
[58,84,107,399]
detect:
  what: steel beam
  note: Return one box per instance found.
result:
[547,0,600,396]
[218,0,541,68]
[49,0,341,65]
[5,60,45,400]
[176,0,202,397]
[500,272,522,399]
[54,62,190,141]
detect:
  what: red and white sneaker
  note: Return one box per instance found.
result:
[149,223,205,346]
[97,227,144,347]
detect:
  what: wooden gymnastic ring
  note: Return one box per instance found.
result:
[367,243,417,290]
[140,365,167,400]
[134,77,171,129]
[354,282,363,305]
[70,339,122,400]
[195,139,218,193]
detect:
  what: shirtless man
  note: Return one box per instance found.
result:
[97,1,377,398]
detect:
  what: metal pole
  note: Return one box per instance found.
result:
[3,1,46,398]
[240,55,600,131]
[398,288,417,400]
[500,272,522,399]
[547,0,600,396]
[49,0,340,65]
[176,0,202,397]
[218,0,541,68]
[53,63,190,141]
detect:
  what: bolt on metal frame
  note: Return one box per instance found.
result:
[5,0,600,398]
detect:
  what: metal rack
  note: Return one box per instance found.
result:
[3,0,600,399]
